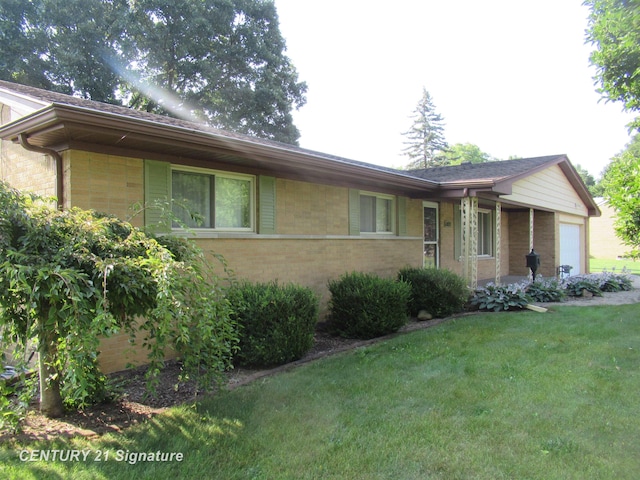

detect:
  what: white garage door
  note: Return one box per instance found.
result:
[560,224,581,275]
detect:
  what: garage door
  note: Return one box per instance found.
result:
[560,224,581,275]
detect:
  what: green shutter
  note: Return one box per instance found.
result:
[259,176,276,234]
[454,206,461,260]
[397,196,408,236]
[349,189,360,236]
[144,159,171,232]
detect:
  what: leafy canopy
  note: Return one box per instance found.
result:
[0,182,237,423]
[0,0,307,144]
[585,0,640,129]
[599,134,640,258]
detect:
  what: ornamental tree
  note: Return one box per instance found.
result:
[0,182,237,423]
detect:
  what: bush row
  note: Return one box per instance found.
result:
[228,268,471,365]
[471,272,633,312]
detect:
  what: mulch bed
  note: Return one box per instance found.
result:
[1,318,451,443]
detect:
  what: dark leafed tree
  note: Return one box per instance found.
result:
[0,0,307,144]
[585,0,640,129]
[402,88,448,169]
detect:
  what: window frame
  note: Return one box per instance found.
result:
[454,205,495,259]
[476,208,493,257]
[170,165,255,232]
[358,191,396,234]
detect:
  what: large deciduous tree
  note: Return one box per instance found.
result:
[585,0,640,128]
[402,88,448,169]
[0,0,306,144]
[0,182,237,423]
[599,135,640,258]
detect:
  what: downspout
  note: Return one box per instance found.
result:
[18,133,64,210]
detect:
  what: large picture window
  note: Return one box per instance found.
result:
[171,168,253,230]
[360,193,393,233]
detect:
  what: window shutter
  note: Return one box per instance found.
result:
[397,196,408,236]
[259,176,276,234]
[144,159,171,232]
[348,189,360,235]
[454,207,461,260]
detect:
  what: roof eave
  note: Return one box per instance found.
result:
[0,103,439,195]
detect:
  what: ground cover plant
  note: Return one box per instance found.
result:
[472,272,633,311]
[2,304,640,479]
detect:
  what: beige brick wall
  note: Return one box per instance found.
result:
[196,237,423,313]
[0,139,57,197]
[590,203,628,259]
[67,151,145,228]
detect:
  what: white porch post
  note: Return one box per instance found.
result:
[461,196,478,289]
[495,202,502,285]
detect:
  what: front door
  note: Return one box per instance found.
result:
[423,202,439,268]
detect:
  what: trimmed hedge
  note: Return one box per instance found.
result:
[327,272,411,339]
[398,267,470,318]
[227,281,319,367]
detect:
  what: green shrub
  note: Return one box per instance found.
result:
[227,281,319,367]
[526,279,566,303]
[471,282,530,312]
[398,267,470,318]
[327,272,411,339]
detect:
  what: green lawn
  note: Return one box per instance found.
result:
[590,257,640,274]
[3,304,640,479]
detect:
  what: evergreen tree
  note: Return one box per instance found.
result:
[402,88,448,169]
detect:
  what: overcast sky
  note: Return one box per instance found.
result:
[273,0,636,177]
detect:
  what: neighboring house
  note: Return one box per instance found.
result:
[589,198,628,259]
[0,80,600,372]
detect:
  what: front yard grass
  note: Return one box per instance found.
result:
[2,304,640,479]
[590,257,640,274]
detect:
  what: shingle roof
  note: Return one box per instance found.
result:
[407,155,568,184]
[0,80,405,177]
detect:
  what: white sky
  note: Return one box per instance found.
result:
[274,0,636,177]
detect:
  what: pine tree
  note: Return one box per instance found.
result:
[402,88,448,169]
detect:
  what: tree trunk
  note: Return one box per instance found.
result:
[38,331,64,418]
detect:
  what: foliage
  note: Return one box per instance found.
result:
[585,0,640,129]
[440,143,496,165]
[574,163,600,196]
[470,282,530,312]
[227,281,318,367]
[0,0,307,144]
[599,134,640,258]
[525,279,566,303]
[327,272,411,339]
[397,266,469,318]
[0,181,237,425]
[563,272,632,297]
[402,88,448,169]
